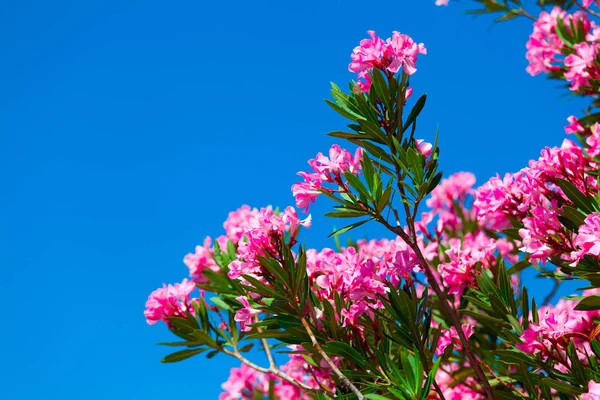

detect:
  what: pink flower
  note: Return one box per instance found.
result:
[416,139,433,157]
[223,205,262,244]
[564,41,598,91]
[582,381,600,400]
[572,212,600,264]
[219,364,266,400]
[292,180,321,212]
[583,0,598,8]
[144,278,196,325]
[183,237,221,282]
[565,115,585,135]
[349,30,426,92]
[292,145,363,212]
[587,123,600,157]
[525,7,567,76]
[435,0,449,5]
[349,30,387,74]
[386,31,427,75]
[234,296,261,332]
[435,324,475,356]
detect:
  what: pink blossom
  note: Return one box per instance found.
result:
[433,365,483,399]
[582,381,600,400]
[427,172,476,211]
[349,30,426,92]
[525,7,567,76]
[144,278,196,325]
[219,364,266,400]
[349,30,387,74]
[435,324,475,356]
[435,0,449,5]
[572,212,600,263]
[234,296,261,332]
[565,115,585,135]
[564,42,598,91]
[517,303,588,355]
[587,123,600,157]
[416,139,433,157]
[386,31,427,75]
[223,205,262,244]
[291,180,321,212]
[183,237,220,282]
[292,145,363,212]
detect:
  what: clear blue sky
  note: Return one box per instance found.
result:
[0,1,587,398]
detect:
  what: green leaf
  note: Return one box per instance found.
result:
[425,171,443,195]
[555,14,574,47]
[241,275,288,300]
[322,342,375,371]
[371,69,391,110]
[238,343,254,353]
[555,178,595,214]
[161,348,207,363]
[493,350,536,366]
[366,395,392,400]
[328,218,373,237]
[210,296,233,311]
[541,378,584,395]
[560,206,588,228]
[507,258,530,275]
[345,171,371,201]
[157,341,206,347]
[403,94,427,134]
[575,294,600,310]
[325,99,363,121]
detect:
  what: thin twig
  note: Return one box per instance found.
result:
[575,1,600,17]
[543,280,561,306]
[256,316,277,369]
[219,345,316,392]
[300,317,365,400]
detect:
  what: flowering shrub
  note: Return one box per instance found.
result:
[145,3,600,399]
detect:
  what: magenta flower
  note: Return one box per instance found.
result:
[183,237,221,283]
[582,0,599,8]
[234,296,261,332]
[435,324,475,356]
[525,7,567,76]
[565,115,585,135]
[587,123,600,157]
[219,363,266,400]
[144,278,196,325]
[416,139,433,157]
[582,381,600,400]
[349,30,426,92]
[572,212,600,263]
[564,42,598,91]
[292,145,363,212]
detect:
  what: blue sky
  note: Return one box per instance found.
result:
[0,1,587,398]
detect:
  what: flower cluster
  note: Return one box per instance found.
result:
[144,279,196,325]
[228,206,311,280]
[348,30,426,92]
[474,139,598,264]
[572,212,600,264]
[292,144,363,211]
[306,237,420,328]
[526,7,600,93]
[517,290,600,370]
[435,324,475,356]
